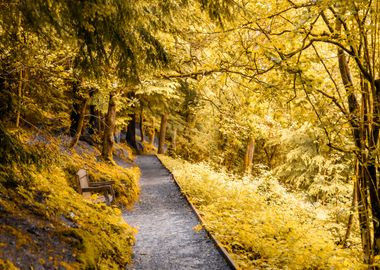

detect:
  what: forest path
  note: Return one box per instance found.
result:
[123,155,231,270]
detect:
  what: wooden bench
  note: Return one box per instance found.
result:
[76,169,115,206]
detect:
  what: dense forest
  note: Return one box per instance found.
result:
[1,0,380,269]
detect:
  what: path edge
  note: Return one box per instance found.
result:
[155,154,239,270]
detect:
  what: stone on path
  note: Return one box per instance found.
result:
[123,155,231,270]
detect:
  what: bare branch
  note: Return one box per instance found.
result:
[315,88,347,116]
[311,43,347,113]
[160,64,277,81]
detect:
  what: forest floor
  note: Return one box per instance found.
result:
[123,155,231,270]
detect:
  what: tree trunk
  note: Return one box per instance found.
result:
[140,106,144,142]
[99,110,105,135]
[87,101,100,146]
[369,80,380,258]
[89,104,98,135]
[172,128,177,150]
[69,82,81,137]
[336,19,377,264]
[342,172,358,247]
[126,112,138,150]
[244,136,255,174]
[15,67,23,128]
[158,113,168,154]
[150,118,156,145]
[357,162,373,264]
[70,97,90,148]
[120,126,127,143]
[15,14,23,128]
[69,106,80,136]
[102,92,117,161]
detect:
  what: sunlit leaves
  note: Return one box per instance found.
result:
[160,155,362,269]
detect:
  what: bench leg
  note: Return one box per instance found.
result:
[103,190,111,206]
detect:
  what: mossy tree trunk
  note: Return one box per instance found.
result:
[102,92,117,161]
[158,113,168,154]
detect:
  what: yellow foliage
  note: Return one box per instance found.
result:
[0,259,19,270]
[193,224,203,232]
[159,155,364,269]
[8,162,137,268]
[142,141,157,154]
[62,141,140,209]
[0,132,140,268]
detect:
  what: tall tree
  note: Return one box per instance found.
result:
[158,113,169,154]
[102,91,117,161]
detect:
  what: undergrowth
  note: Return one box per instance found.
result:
[0,129,140,269]
[159,155,363,269]
[141,141,157,154]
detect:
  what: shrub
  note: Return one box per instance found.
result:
[159,155,363,269]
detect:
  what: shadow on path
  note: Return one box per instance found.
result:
[123,155,231,270]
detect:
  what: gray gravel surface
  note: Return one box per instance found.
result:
[123,155,231,270]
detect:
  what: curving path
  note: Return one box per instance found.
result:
[123,155,231,270]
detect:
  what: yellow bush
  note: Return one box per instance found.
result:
[142,141,157,154]
[159,155,364,270]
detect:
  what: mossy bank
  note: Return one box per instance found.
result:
[0,128,140,269]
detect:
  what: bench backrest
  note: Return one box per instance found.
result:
[76,169,89,191]
[76,169,113,204]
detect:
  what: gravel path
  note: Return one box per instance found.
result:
[123,155,231,270]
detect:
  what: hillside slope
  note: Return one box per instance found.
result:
[0,128,140,269]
